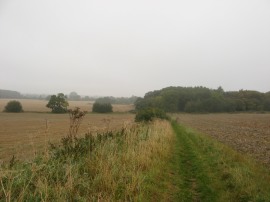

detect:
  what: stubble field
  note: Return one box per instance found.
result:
[0,99,134,113]
[0,113,135,162]
[173,113,270,166]
[0,99,135,162]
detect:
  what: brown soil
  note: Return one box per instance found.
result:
[173,113,270,166]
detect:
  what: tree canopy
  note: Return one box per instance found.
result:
[46,93,69,113]
[135,86,270,113]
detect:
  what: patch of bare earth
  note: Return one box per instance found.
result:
[174,113,270,166]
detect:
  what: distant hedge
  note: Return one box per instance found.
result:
[92,102,113,113]
[4,100,23,112]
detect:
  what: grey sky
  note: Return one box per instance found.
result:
[0,0,269,97]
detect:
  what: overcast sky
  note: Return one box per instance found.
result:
[0,0,269,97]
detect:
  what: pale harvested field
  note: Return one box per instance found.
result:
[173,113,270,166]
[0,99,135,112]
[0,112,135,162]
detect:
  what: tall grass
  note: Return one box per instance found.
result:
[0,120,174,201]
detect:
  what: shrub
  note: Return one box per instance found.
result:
[4,100,23,112]
[135,108,168,122]
[92,102,113,113]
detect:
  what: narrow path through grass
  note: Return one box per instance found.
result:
[171,121,270,202]
[172,121,216,201]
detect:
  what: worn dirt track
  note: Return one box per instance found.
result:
[173,113,270,166]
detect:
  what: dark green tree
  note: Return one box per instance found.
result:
[264,92,270,111]
[135,86,270,113]
[4,100,23,112]
[46,93,69,113]
[92,102,113,113]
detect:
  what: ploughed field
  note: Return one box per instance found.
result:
[174,113,270,166]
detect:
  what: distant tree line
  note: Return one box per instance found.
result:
[52,92,138,103]
[0,89,139,105]
[67,92,95,101]
[0,89,21,99]
[46,93,114,113]
[135,86,270,113]
[95,96,138,105]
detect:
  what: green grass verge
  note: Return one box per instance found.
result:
[171,120,270,202]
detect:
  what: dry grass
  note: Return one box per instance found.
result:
[82,120,175,200]
[0,112,135,162]
[0,99,134,112]
[173,113,270,165]
[0,120,175,201]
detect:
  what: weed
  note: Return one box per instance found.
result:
[68,107,87,138]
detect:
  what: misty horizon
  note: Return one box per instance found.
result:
[1,0,270,97]
[1,84,269,100]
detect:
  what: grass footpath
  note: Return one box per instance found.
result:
[171,121,270,202]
